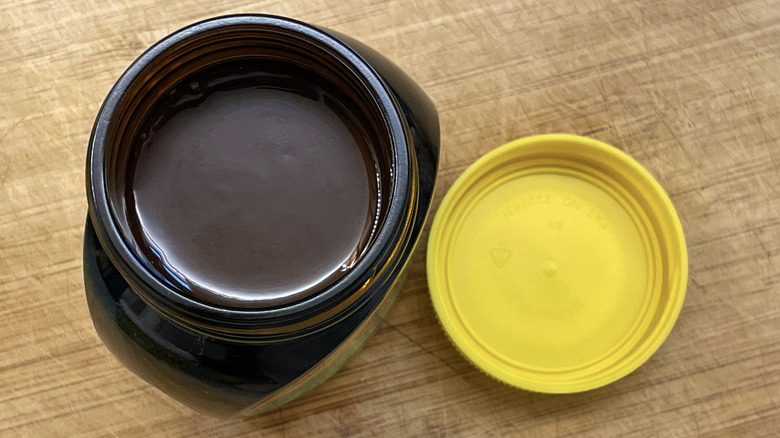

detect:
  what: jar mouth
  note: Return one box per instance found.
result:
[87,15,412,327]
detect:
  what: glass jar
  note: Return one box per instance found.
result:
[84,14,439,418]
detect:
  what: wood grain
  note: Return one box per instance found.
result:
[1,0,778,436]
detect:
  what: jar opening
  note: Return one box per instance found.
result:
[93,18,405,314]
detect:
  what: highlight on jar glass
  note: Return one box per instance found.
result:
[84,14,439,418]
[427,134,687,393]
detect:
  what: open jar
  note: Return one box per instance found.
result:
[84,14,439,418]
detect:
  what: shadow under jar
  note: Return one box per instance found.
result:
[84,14,439,418]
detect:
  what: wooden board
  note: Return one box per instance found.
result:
[1,0,778,436]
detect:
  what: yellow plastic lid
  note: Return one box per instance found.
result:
[427,134,687,393]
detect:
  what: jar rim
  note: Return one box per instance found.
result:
[86,14,413,332]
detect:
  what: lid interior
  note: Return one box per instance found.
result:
[427,134,687,392]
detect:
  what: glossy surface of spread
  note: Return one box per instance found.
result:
[125,60,381,308]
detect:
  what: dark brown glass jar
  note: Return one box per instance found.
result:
[84,14,439,417]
